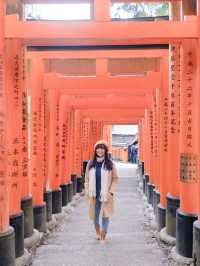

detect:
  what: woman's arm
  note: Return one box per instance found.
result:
[84,161,90,196]
[109,162,119,195]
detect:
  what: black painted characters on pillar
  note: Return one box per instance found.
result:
[32,111,38,186]
[149,110,153,154]
[13,55,20,106]
[55,103,59,178]
[0,54,6,200]
[170,45,181,135]
[180,153,198,183]
[163,97,168,153]
[22,92,28,178]
[185,51,193,149]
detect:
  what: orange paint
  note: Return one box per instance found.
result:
[59,97,71,184]
[44,72,161,93]
[93,0,110,22]
[179,39,199,215]
[73,110,82,176]
[138,120,143,163]
[144,109,151,176]
[5,15,198,46]
[167,44,181,198]
[29,58,45,205]
[21,48,30,199]
[80,118,91,162]
[0,0,9,233]
[5,39,23,215]
[156,56,169,208]
[48,88,60,190]
[152,90,159,188]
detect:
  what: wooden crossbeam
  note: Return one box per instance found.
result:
[5,15,198,45]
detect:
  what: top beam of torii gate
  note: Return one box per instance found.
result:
[22,0,175,3]
[4,0,199,46]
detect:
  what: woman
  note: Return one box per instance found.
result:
[85,140,118,243]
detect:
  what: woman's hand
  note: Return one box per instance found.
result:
[108,192,113,201]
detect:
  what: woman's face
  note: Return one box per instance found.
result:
[96,145,106,157]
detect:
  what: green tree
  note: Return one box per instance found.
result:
[112,3,169,19]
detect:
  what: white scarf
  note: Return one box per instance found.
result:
[88,160,111,202]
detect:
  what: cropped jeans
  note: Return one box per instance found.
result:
[94,198,109,233]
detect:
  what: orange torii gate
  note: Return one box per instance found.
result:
[1,0,200,265]
[44,54,170,256]
[5,4,198,46]
[29,49,165,238]
[79,108,141,158]
[53,93,151,210]
[79,108,142,154]
[32,49,166,251]
[45,71,154,204]
[28,51,163,236]
[27,53,158,224]
[57,93,146,208]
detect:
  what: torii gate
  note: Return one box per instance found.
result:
[0,1,200,265]
[27,61,156,228]
[28,48,166,242]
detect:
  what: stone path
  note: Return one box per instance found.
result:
[32,162,171,266]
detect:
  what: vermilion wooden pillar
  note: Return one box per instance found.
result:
[193,2,200,262]
[154,90,160,189]
[67,110,74,179]
[65,109,74,201]
[142,118,146,174]
[139,118,145,178]
[163,44,181,240]
[59,96,71,206]
[138,120,143,164]
[73,109,82,177]
[69,109,75,176]
[176,39,199,259]
[181,0,196,19]
[93,0,110,22]
[141,117,146,172]
[80,118,90,162]
[29,58,46,232]
[103,125,112,153]
[93,120,100,152]
[96,121,103,141]
[20,47,36,245]
[67,108,78,196]
[89,120,96,158]
[159,1,182,244]
[5,39,25,259]
[145,106,156,206]
[157,57,169,231]
[48,87,62,214]
[144,109,151,177]
[151,88,161,216]
[21,48,29,200]
[0,1,15,263]
[0,0,8,234]
[146,105,153,184]
[138,119,144,178]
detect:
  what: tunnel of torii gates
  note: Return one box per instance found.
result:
[1,0,200,265]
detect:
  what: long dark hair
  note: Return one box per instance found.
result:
[88,145,113,171]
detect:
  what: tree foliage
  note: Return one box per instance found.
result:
[112,3,169,19]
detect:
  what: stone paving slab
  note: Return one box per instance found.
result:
[32,163,172,266]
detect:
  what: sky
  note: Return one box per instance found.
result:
[25,3,133,20]
[112,125,138,135]
[25,4,91,20]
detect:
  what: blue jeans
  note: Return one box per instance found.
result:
[94,198,109,233]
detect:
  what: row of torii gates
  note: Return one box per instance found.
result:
[1,0,200,265]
